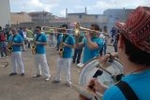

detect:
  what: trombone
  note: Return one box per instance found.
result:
[74,22,104,36]
[41,26,73,33]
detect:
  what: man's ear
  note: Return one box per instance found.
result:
[118,35,124,49]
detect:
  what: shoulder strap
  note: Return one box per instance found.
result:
[36,34,42,41]
[116,81,139,100]
[62,34,68,42]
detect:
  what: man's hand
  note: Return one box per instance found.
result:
[62,42,67,47]
[88,78,107,94]
[79,94,90,100]
[12,42,16,45]
[85,32,91,39]
[35,41,41,45]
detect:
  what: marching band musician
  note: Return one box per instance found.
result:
[80,6,150,100]
[32,26,51,82]
[53,24,75,87]
[75,24,104,64]
[8,28,25,76]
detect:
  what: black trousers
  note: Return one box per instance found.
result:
[73,48,83,64]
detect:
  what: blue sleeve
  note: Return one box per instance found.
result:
[19,36,23,43]
[42,34,47,42]
[103,85,126,100]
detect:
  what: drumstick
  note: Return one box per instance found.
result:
[97,63,112,75]
[89,70,103,91]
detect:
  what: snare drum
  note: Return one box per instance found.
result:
[79,56,123,87]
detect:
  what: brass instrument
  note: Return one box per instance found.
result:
[59,42,64,57]
[31,38,36,55]
[74,22,104,36]
[6,42,13,56]
[41,26,73,33]
[7,43,13,52]
[58,34,68,57]
[31,44,36,55]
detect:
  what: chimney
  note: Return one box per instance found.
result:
[85,7,87,14]
[66,8,68,18]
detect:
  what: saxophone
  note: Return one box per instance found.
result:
[6,36,13,55]
[7,42,13,52]
[31,39,36,55]
[59,42,64,57]
[59,34,68,57]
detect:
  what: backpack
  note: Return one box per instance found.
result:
[0,32,6,41]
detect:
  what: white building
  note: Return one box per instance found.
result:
[0,0,11,28]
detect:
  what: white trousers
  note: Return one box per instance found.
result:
[35,54,50,78]
[55,57,72,82]
[11,52,25,74]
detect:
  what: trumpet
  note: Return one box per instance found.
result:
[74,22,104,36]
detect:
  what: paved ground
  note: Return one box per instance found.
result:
[0,45,114,100]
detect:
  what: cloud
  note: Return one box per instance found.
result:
[10,0,150,15]
[84,0,150,14]
[10,0,58,12]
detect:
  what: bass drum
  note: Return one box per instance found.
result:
[79,56,123,87]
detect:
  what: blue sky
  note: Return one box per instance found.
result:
[10,0,150,17]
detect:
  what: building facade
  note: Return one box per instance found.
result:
[103,8,133,31]
[29,11,55,23]
[0,0,11,28]
[11,12,32,25]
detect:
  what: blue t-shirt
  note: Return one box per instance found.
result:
[103,69,150,100]
[19,30,24,39]
[8,34,23,52]
[62,35,75,58]
[35,33,47,54]
[82,37,103,63]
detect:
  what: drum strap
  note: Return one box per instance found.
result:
[116,81,139,100]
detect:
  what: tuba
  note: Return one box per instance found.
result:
[72,56,124,100]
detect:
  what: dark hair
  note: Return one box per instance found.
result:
[103,26,108,32]
[122,35,150,66]
[36,26,41,30]
[91,24,100,31]
[61,24,68,29]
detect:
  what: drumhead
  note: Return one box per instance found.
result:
[79,57,123,86]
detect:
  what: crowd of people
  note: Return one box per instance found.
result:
[1,6,149,100]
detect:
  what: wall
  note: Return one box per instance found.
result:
[0,0,11,28]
